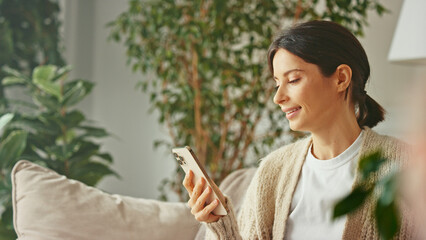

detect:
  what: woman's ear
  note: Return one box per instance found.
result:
[335,64,352,93]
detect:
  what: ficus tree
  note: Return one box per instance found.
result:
[108,0,388,201]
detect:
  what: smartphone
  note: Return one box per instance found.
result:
[172,146,228,216]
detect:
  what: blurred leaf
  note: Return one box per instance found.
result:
[333,186,372,219]
[358,151,386,180]
[0,130,27,168]
[8,117,57,135]
[32,66,61,100]
[1,66,28,81]
[63,110,85,129]
[33,93,60,110]
[0,204,13,230]
[377,170,399,205]
[95,153,113,163]
[52,65,73,82]
[62,80,94,107]
[33,65,57,83]
[0,113,13,131]
[79,126,109,138]
[2,76,26,86]
[69,162,119,186]
[375,200,399,240]
[69,141,100,162]
[0,217,16,240]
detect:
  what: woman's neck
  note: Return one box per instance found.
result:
[310,115,362,160]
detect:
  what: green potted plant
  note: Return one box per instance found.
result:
[0,1,120,238]
[0,65,119,239]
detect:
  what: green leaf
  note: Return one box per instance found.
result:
[358,151,387,180]
[33,65,57,82]
[69,141,100,162]
[0,217,16,240]
[2,76,26,86]
[33,94,60,110]
[45,145,72,161]
[52,65,73,82]
[62,80,94,107]
[63,110,85,129]
[8,118,58,135]
[0,114,14,132]
[69,162,119,186]
[375,200,400,240]
[32,66,62,100]
[95,153,114,163]
[377,170,399,205]
[0,205,13,230]
[0,130,28,169]
[1,66,27,80]
[78,126,109,138]
[376,4,387,16]
[333,186,372,219]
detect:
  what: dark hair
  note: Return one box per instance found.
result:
[267,20,385,128]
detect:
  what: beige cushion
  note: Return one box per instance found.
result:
[12,160,200,240]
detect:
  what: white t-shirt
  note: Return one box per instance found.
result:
[284,131,364,240]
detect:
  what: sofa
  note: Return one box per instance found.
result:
[11,160,256,240]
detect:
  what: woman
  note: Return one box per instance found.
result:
[183,20,414,239]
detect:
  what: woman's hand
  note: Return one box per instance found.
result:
[183,170,222,223]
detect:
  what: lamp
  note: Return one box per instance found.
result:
[388,0,426,64]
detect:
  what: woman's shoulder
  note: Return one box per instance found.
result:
[244,136,311,199]
[258,135,312,171]
[363,128,409,158]
[362,128,410,169]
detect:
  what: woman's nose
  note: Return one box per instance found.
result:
[273,86,289,105]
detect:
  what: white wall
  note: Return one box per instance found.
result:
[360,0,426,137]
[61,0,426,199]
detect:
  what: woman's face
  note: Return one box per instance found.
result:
[272,48,341,132]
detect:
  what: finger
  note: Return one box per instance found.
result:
[183,170,194,196]
[194,199,221,223]
[188,177,205,207]
[192,186,212,213]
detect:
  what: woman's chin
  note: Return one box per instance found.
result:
[288,122,303,132]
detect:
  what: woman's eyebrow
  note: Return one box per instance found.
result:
[273,69,304,80]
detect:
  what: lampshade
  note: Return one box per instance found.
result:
[388,0,426,64]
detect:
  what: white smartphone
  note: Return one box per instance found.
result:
[172,146,228,216]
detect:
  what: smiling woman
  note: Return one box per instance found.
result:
[182,20,416,240]
[268,21,385,133]
[271,49,347,132]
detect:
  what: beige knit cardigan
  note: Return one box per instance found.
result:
[206,128,416,239]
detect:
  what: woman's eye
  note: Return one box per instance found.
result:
[289,78,300,84]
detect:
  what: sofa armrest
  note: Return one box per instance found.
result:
[12,160,200,240]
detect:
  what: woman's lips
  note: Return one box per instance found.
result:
[281,106,302,119]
